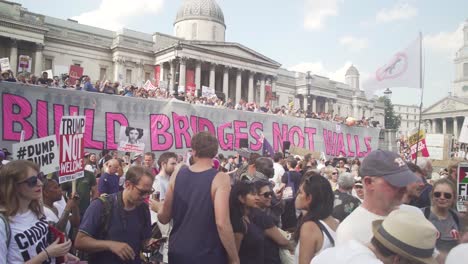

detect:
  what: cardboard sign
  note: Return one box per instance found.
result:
[409,129,429,160]
[12,135,59,175]
[118,126,146,153]
[0,57,10,71]
[202,86,216,98]
[59,116,85,183]
[289,146,321,159]
[457,162,468,212]
[69,65,84,84]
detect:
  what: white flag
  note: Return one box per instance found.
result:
[363,35,421,98]
[459,117,468,144]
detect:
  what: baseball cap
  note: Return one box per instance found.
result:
[359,149,421,187]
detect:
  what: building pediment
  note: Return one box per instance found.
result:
[423,96,468,114]
[188,41,281,68]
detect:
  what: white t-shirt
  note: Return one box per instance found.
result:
[272,162,285,191]
[312,240,383,264]
[0,210,55,264]
[150,173,170,224]
[43,205,71,236]
[336,204,422,245]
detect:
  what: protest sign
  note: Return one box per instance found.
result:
[18,55,31,73]
[0,57,11,71]
[118,126,146,153]
[12,135,59,175]
[59,115,85,183]
[408,129,429,160]
[202,86,216,98]
[1,83,381,158]
[69,65,84,84]
[44,69,53,78]
[289,146,321,159]
[457,162,468,212]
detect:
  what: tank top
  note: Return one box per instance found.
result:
[294,220,336,263]
[168,167,227,263]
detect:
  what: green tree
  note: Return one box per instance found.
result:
[378,96,401,129]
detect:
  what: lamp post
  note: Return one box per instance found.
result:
[173,41,182,98]
[305,71,312,117]
[383,88,392,99]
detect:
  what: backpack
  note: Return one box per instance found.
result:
[0,213,10,249]
[423,207,460,230]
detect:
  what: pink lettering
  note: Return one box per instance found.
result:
[249,122,263,151]
[172,113,191,149]
[234,121,248,149]
[217,122,233,151]
[289,126,304,148]
[304,127,317,151]
[36,100,49,138]
[150,114,173,151]
[84,109,104,150]
[2,94,34,141]
[105,113,129,150]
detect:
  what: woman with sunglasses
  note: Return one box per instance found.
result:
[254,180,293,264]
[294,171,338,264]
[324,166,339,191]
[0,160,71,263]
[423,178,460,254]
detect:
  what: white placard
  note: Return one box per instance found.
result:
[12,135,59,175]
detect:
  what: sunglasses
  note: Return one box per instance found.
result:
[434,192,452,199]
[259,192,274,198]
[331,172,338,175]
[134,185,155,197]
[18,172,45,188]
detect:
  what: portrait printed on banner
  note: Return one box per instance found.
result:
[118,126,146,153]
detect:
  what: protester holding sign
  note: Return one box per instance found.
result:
[0,160,72,263]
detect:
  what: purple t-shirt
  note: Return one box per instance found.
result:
[98,173,120,195]
[79,193,152,264]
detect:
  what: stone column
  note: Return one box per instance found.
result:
[169,61,175,94]
[34,43,44,75]
[324,99,329,113]
[179,58,187,91]
[442,118,447,135]
[454,117,459,138]
[236,69,242,103]
[431,119,436,133]
[248,71,254,103]
[333,100,338,115]
[223,66,229,99]
[209,63,216,89]
[312,96,317,113]
[113,58,123,83]
[195,60,201,94]
[271,77,277,107]
[159,63,165,81]
[303,96,308,111]
[352,96,358,118]
[260,75,266,105]
[9,39,18,76]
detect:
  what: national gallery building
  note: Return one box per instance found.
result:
[0,0,385,125]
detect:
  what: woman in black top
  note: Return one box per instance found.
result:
[230,181,266,264]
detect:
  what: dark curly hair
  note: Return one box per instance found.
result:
[125,127,144,139]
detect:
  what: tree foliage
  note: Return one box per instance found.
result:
[378,96,401,129]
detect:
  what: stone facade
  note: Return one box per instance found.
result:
[0,0,384,125]
[394,104,420,135]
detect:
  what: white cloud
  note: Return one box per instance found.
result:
[339,36,369,52]
[72,0,164,31]
[376,3,418,23]
[424,23,464,55]
[303,0,338,30]
[288,61,353,83]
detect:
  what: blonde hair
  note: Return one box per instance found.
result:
[0,160,43,218]
[324,165,337,180]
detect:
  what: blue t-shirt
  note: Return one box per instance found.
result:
[98,173,120,195]
[79,193,152,264]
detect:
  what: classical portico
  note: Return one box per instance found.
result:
[422,97,468,138]
[154,41,280,104]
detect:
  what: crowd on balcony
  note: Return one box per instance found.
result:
[1,69,381,128]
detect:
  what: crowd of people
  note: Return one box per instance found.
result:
[1,70,379,128]
[0,131,467,264]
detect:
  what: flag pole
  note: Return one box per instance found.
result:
[415,32,424,165]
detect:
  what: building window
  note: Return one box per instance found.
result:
[99,68,107,80]
[44,58,53,71]
[192,23,197,39]
[145,72,150,81]
[126,69,132,84]
[464,63,468,77]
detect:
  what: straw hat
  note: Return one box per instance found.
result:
[372,209,437,264]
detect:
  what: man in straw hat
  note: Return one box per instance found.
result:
[336,150,422,245]
[313,209,438,264]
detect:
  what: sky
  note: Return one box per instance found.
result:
[13,0,468,108]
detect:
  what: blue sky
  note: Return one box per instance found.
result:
[14,0,467,107]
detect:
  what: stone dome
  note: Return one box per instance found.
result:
[174,0,225,26]
[345,65,359,76]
